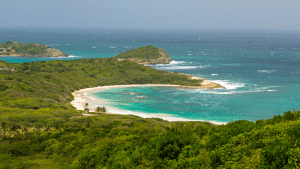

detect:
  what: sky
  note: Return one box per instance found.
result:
[1,0,300,30]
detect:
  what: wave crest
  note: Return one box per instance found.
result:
[257,70,277,73]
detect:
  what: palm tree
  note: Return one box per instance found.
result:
[96,106,101,113]
[101,106,107,114]
[84,103,89,113]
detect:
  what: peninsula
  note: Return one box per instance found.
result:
[114,45,172,65]
[0,41,68,57]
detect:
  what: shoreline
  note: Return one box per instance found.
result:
[71,84,228,125]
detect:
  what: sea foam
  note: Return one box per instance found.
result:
[212,80,245,90]
[257,70,277,73]
[169,60,185,65]
[159,66,198,70]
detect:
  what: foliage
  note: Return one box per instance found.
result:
[95,106,106,114]
[0,56,299,168]
[114,45,161,59]
[0,41,50,55]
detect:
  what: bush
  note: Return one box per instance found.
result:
[0,84,8,91]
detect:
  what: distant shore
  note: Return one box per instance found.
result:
[71,83,227,125]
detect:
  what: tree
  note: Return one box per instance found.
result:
[101,106,107,114]
[84,103,89,113]
[96,106,102,113]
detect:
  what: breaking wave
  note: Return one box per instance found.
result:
[257,70,277,73]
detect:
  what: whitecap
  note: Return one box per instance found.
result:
[153,61,185,67]
[187,54,192,55]
[257,70,277,73]
[256,86,280,90]
[92,46,96,48]
[159,66,198,70]
[169,60,185,65]
[198,65,211,69]
[194,89,258,95]
[211,80,246,90]
[256,87,269,90]
[211,74,218,76]
[46,55,79,59]
[67,55,78,58]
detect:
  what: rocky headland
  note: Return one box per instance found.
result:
[0,41,68,57]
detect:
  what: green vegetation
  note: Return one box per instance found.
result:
[0,41,50,55]
[0,56,299,168]
[96,106,107,114]
[114,45,161,59]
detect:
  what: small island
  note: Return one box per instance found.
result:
[0,41,68,57]
[114,45,172,65]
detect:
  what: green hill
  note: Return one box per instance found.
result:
[0,51,299,168]
[114,45,172,64]
[0,41,68,57]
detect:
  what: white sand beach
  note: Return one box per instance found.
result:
[71,83,227,125]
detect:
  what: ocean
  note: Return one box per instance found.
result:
[1,28,299,123]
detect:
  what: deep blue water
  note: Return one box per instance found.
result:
[1,28,300,123]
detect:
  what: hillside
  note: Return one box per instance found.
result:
[0,41,68,57]
[114,45,172,65]
[0,56,299,168]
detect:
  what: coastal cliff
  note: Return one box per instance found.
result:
[114,45,172,65]
[0,41,68,57]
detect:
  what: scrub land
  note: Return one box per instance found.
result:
[0,45,299,168]
[0,41,68,57]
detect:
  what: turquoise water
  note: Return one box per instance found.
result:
[1,28,300,123]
